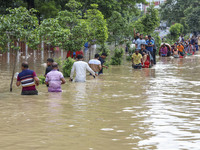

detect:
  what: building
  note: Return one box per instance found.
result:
[136,0,167,12]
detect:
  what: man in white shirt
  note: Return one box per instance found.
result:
[88,54,102,75]
[70,55,96,82]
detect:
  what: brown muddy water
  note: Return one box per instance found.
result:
[0,50,200,150]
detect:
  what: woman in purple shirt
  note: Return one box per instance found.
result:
[45,62,66,92]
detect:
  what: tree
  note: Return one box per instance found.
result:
[140,5,160,34]
[35,0,61,19]
[76,0,146,19]
[184,0,200,33]
[57,0,88,51]
[132,5,160,36]
[160,0,200,33]
[160,0,190,24]
[169,23,184,41]
[110,48,124,65]
[0,0,26,14]
[0,7,39,91]
[107,11,126,46]
[85,4,108,45]
[38,18,69,50]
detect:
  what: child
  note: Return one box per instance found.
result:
[173,48,179,58]
[45,58,54,77]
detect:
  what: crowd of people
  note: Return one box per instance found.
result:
[131,32,200,69]
[131,29,157,69]
[16,53,108,95]
[15,31,200,95]
[160,35,200,58]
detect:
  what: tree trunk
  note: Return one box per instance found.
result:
[7,41,10,64]
[17,39,20,63]
[26,0,35,10]
[61,49,64,59]
[25,42,28,60]
[41,40,44,61]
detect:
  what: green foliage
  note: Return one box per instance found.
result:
[62,57,75,77]
[54,57,63,67]
[164,38,174,45]
[85,4,108,45]
[104,61,110,67]
[110,48,124,65]
[76,0,146,19]
[38,18,69,48]
[183,34,190,41]
[126,41,135,61]
[0,7,39,51]
[185,6,200,33]
[57,0,88,51]
[151,32,161,51]
[0,0,26,14]
[133,5,160,35]
[160,0,200,33]
[38,75,45,84]
[35,0,61,19]
[107,11,126,46]
[141,6,160,34]
[97,43,110,56]
[169,23,184,41]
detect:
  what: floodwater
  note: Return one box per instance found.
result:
[0,50,200,150]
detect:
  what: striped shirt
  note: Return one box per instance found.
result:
[17,69,37,91]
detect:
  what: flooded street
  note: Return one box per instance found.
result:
[0,51,200,150]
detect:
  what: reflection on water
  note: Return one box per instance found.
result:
[0,52,200,150]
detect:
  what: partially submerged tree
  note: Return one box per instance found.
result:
[57,0,88,52]
[85,4,108,45]
[107,11,126,46]
[0,7,39,91]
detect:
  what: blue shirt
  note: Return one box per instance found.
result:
[135,39,146,50]
[146,40,154,52]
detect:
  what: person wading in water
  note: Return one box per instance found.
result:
[16,62,39,95]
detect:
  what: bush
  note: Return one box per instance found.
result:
[164,37,174,45]
[97,43,110,56]
[169,23,184,40]
[126,47,135,61]
[38,75,45,84]
[54,57,63,66]
[104,60,110,67]
[110,48,124,65]
[183,34,190,41]
[62,57,75,77]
